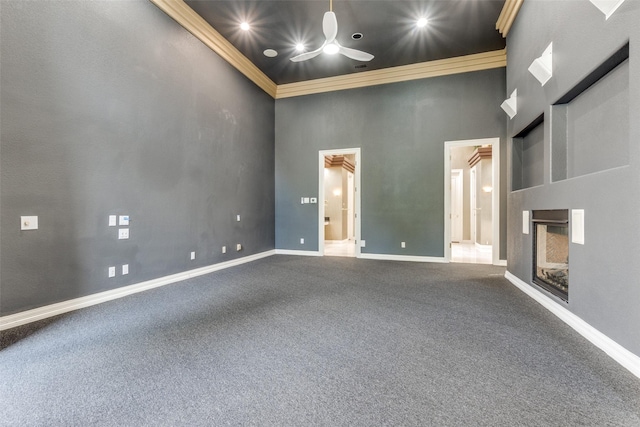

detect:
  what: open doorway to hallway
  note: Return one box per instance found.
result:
[318,148,361,258]
[444,138,500,265]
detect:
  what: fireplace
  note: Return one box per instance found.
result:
[532,210,569,301]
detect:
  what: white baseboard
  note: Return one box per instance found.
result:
[505,270,640,379]
[494,259,507,267]
[359,253,447,263]
[0,250,276,331]
[275,249,321,257]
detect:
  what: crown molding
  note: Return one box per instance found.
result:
[275,49,506,99]
[151,0,506,100]
[150,0,278,97]
[496,0,524,37]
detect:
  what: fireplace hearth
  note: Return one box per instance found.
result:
[532,210,569,301]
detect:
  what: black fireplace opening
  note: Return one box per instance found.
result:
[532,210,569,301]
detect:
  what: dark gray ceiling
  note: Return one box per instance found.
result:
[185,0,506,85]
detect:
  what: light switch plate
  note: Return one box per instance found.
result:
[122,264,129,275]
[522,211,530,234]
[108,215,117,227]
[303,197,310,204]
[21,216,38,230]
[360,240,366,247]
[108,266,116,278]
[190,251,196,260]
[572,209,585,245]
[236,243,242,251]
[119,215,130,226]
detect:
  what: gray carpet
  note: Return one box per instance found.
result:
[1,255,639,426]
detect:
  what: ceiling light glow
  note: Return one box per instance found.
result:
[295,43,305,52]
[323,43,339,55]
[240,22,250,31]
[417,18,428,28]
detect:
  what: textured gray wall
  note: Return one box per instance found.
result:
[0,1,275,315]
[275,69,507,258]
[506,0,640,355]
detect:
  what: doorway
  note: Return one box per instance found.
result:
[451,169,464,243]
[318,148,361,258]
[444,138,500,265]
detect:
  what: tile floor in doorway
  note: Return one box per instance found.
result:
[451,242,492,264]
[324,240,356,257]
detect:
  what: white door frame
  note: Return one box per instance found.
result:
[470,166,477,244]
[444,137,501,265]
[451,169,464,243]
[318,148,361,257]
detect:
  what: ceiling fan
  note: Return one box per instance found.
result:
[290,0,374,63]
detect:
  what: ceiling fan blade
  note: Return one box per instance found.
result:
[290,45,324,62]
[338,45,374,62]
[323,11,338,43]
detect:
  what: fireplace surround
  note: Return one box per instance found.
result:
[532,210,569,301]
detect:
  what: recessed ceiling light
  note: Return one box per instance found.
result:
[240,22,250,31]
[352,33,363,40]
[263,49,278,58]
[295,43,305,52]
[323,43,339,55]
[417,18,428,28]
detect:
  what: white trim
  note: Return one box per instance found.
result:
[318,148,361,258]
[0,250,276,331]
[505,271,640,379]
[274,249,321,257]
[359,253,447,263]
[494,259,507,267]
[444,137,503,266]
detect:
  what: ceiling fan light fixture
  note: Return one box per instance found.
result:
[323,43,340,55]
[295,43,305,52]
[417,17,429,28]
[240,22,250,31]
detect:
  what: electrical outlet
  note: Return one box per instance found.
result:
[236,243,242,251]
[108,266,116,278]
[401,241,406,248]
[190,251,196,260]
[222,246,227,254]
[118,228,129,239]
[300,238,304,244]
[310,197,317,204]
[236,214,241,222]
[360,240,366,247]
[122,264,129,275]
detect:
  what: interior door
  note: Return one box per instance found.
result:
[451,169,463,242]
[470,166,477,244]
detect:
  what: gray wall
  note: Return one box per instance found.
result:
[275,69,507,259]
[0,1,275,315]
[506,0,640,356]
